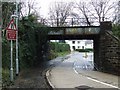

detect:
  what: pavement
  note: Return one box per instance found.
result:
[46,52,120,89]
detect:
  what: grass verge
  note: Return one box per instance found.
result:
[57,51,70,57]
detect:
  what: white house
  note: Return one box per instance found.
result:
[65,40,85,51]
[65,40,93,51]
[50,40,93,51]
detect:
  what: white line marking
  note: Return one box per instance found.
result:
[46,70,55,88]
[73,65,120,89]
[87,77,120,89]
[73,68,79,74]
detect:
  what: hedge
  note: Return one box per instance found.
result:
[75,48,93,52]
[49,42,70,52]
[48,42,70,60]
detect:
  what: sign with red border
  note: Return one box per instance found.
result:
[6,19,16,30]
[6,19,17,40]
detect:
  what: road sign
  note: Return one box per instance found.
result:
[6,18,17,40]
[6,18,16,30]
[6,30,17,40]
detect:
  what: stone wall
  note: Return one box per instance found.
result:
[104,31,120,75]
[99,22,120,75]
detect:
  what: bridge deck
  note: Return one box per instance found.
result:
[48,26,100,35]
[47,26,100,40]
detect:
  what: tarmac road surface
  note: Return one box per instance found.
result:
[47,52,119,89]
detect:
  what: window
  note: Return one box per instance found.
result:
[72,41,75,44]
[82,46,84,49]
[78,41,80,43]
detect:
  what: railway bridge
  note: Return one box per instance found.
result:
[47,21,120,75]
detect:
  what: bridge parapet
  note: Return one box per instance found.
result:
[48,26,100,35]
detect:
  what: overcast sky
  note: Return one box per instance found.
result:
[21,0,118,19]
[37,0,76,17]
[21,0,83,17]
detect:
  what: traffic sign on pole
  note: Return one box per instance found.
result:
[6,18,16,31]
[6,18,17,40]
[6,18,17,81]
[6,30,17,40]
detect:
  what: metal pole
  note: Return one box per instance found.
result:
[10,40,13,81]
[15,0,19,75]
[10,16,14,81]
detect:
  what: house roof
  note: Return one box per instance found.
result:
[85,40,93,45]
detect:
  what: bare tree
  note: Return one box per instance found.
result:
[75,0,117,25]
[19,0,49,25]
[113,1,120,24]
[76,2,92,26]
[90,0,117,23]
[48,2,74,27]
[2,2,16,29]
[20,0,41,17]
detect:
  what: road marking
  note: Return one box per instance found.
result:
[46,70,55,88]
[73,68,79,74]
[87,77,120,89]
[73,67,120,89]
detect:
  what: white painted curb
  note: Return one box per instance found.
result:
[46,70,55,88]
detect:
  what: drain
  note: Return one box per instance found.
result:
[75,85,93,90]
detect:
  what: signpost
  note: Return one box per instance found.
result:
[5,0,19,82]
[6,18,17,81]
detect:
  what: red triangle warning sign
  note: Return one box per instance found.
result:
[6,18,16,30]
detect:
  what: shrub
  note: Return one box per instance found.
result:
[48,42,70,60]
[85,48,93,52]
[49,42,70,52]
[75,49,90,52]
